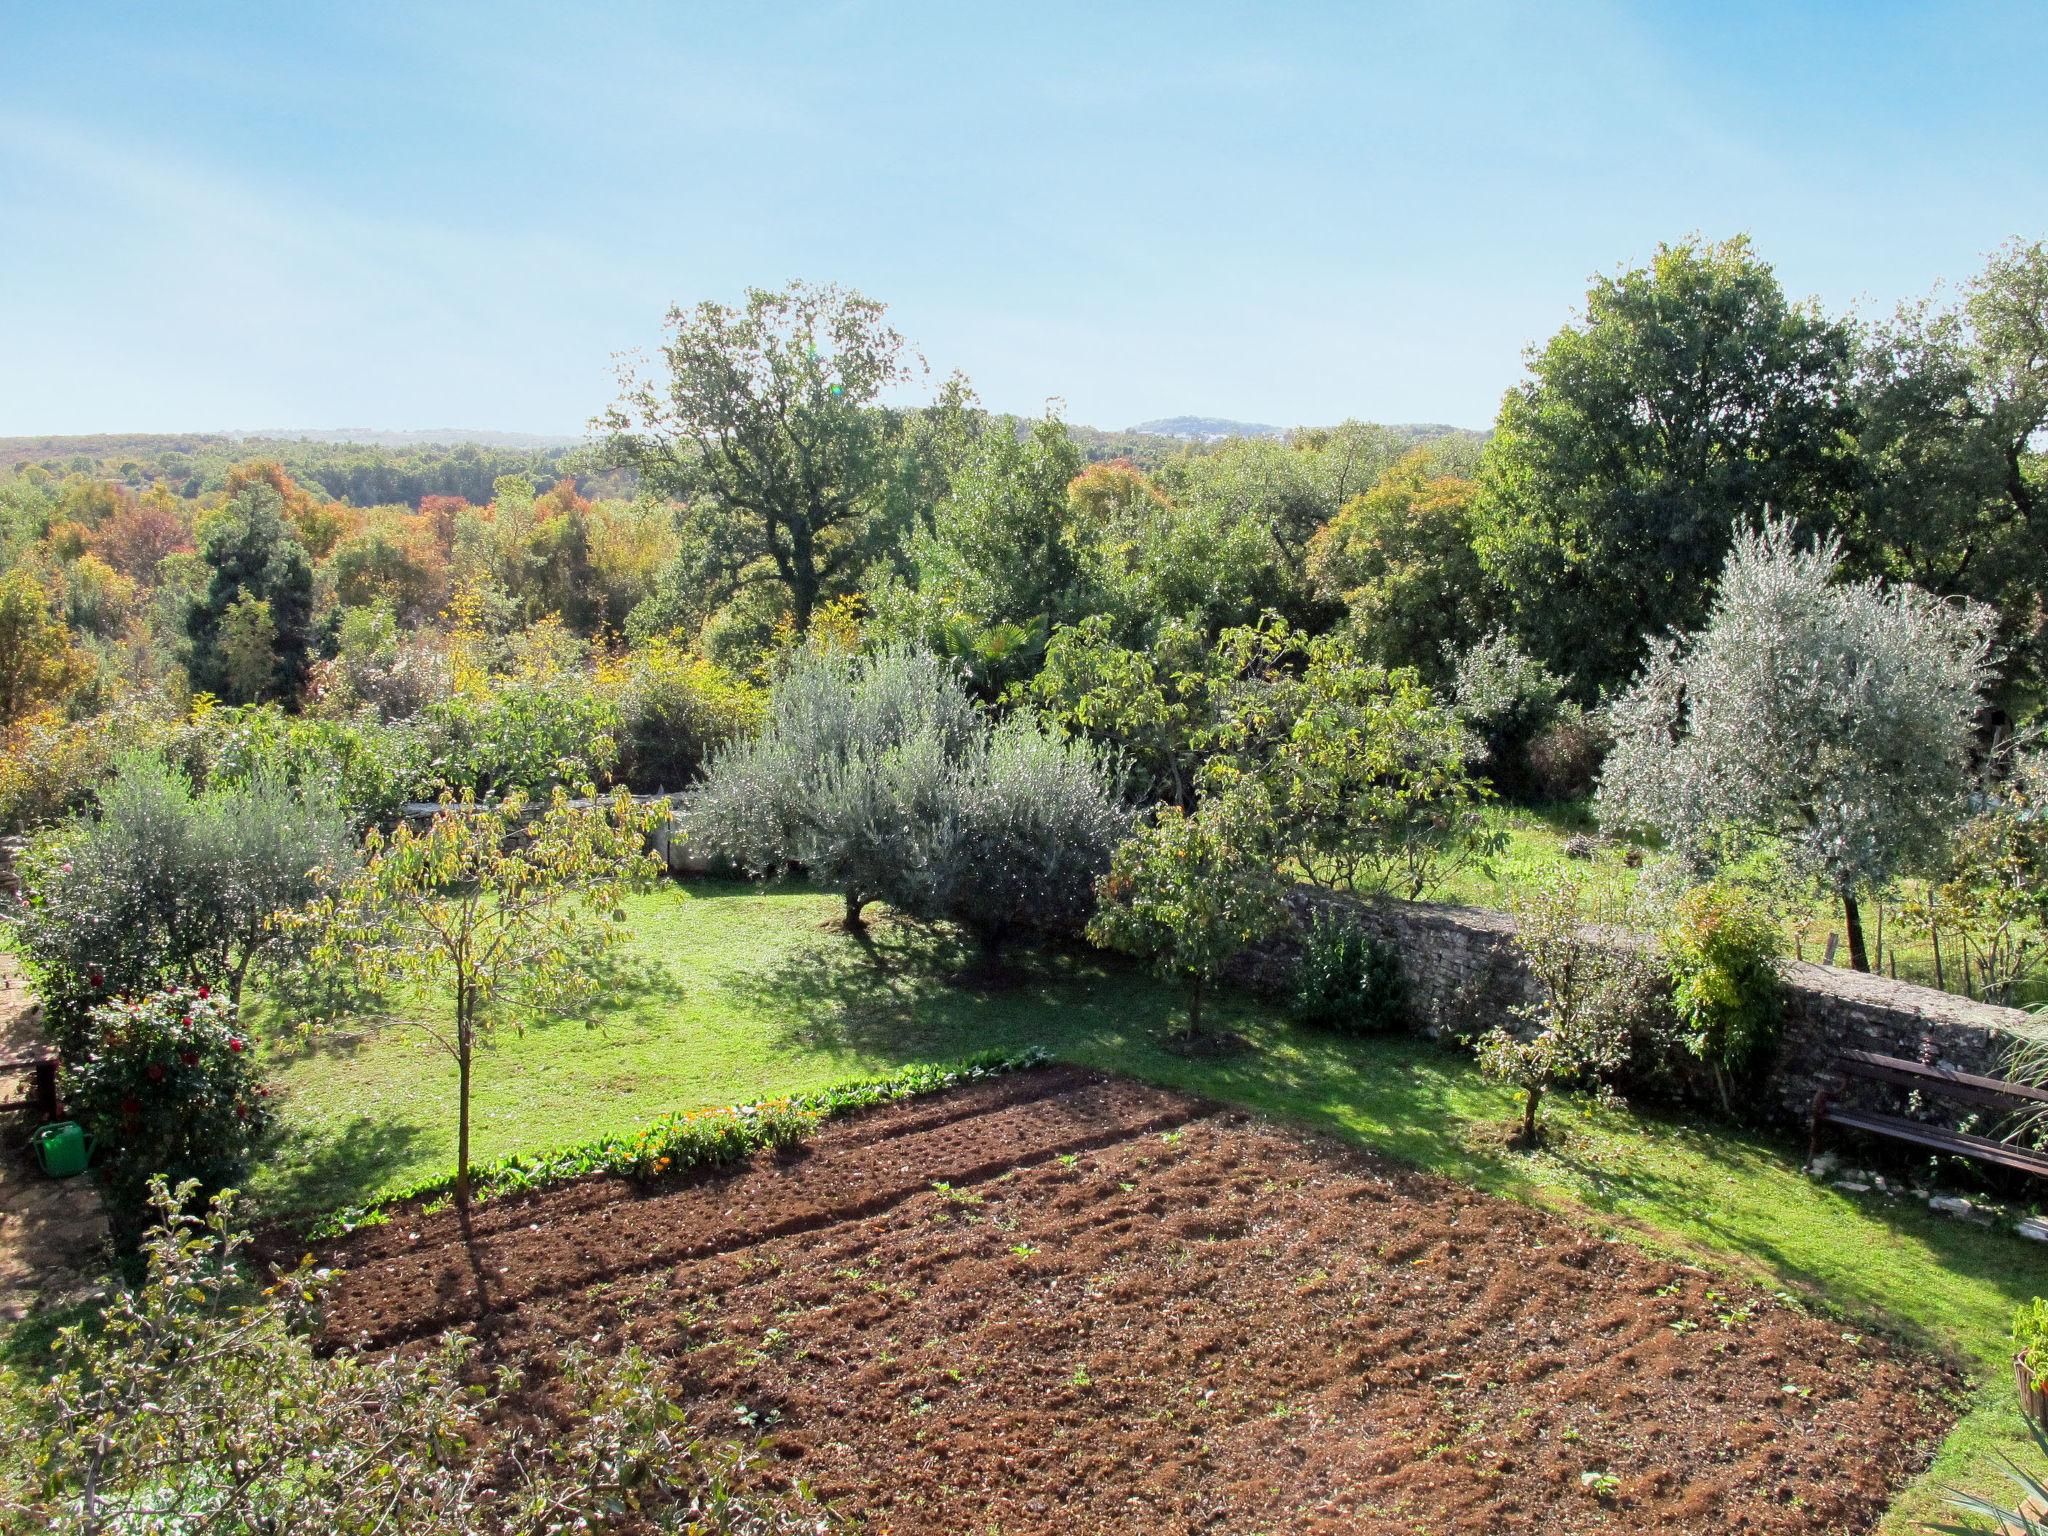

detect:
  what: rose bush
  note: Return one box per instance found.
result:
[62,985,271,1244]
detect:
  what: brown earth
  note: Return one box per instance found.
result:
[313,1066,1960,1534]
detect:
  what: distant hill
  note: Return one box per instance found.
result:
[1128,416,1282,442]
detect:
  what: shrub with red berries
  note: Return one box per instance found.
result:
[61,986,272,1245]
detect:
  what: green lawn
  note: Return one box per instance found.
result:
[251,877,2041,1532]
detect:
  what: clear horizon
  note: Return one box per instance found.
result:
[4,1,2043,437]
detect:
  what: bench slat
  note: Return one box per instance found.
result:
[1833,1049,2048,1109]
[1818,1105,2048,1178]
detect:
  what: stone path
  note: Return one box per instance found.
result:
[0,956,108,1324]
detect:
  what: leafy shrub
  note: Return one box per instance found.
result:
[307,603,453,722]
[61,988,269,1245]
[1664,882,1784,1091]
[0,1179,819,1534]
[1089,786,1290,1040]
[419,677,622,800]
[0,706,140,833]
[601,637,763,791]
[2020,1298,2048,1394]
[162,697,429,828]
[1476,869,1668,1143]
[12,754,354,1045]
[1525,703,1609,801]
[1451,630,1574,801]
[1291,912,1407,1034]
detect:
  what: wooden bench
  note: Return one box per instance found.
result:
[0,1054,58,1124]
[1809,1048,2048,1180]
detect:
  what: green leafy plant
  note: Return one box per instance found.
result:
[2018,1299,2048,1396]
[61,986,270,1246]
[1291,911,1407,1034]
[1088,786,1290,1041]
[1664,881,1784,1102]
[1476,869,1665,1144]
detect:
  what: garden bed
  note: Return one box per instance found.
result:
[314,1066,1960,1533]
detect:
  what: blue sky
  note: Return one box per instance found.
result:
[2,1,2042,436]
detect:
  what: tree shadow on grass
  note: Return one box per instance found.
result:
[256,1114,432,1228]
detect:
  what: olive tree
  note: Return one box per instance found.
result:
[680,644,980,931]
[14,755,355,1046]
[1596,518,1997,970]
[948,714,1131,967]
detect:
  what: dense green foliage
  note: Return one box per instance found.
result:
[12,754,353,1043]
[61,988,270,1245]
[1290,912,1407,1035]
[1663,882,1786,1093]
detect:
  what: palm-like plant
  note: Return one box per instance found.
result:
[1926,1418,2048,1534]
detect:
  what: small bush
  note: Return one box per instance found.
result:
[61,987,270,1245]
[1665,882,1784,1086]
[1526,703,1608,801]
[1291,913,1407,1034]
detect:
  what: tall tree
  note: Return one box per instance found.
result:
[600,281,922,634]
[1475,236,1861,695]
[870,411,1086,689]
[185,482,315,706]
[0,568,85,724]
[1852,236,2048,692]
[1307,445,1493,680]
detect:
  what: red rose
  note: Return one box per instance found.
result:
[147,1064,164,1082]
[197,985,210,999]
[227,1038,244,1054]
[88,970,103,988]
[180,1050,198,1067]
[120,1096,141,1116]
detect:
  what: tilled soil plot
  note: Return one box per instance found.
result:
[315,1066,1958,1534]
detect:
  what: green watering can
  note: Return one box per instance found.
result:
[30,1121,93,1179]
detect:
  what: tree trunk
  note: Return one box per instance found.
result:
[1521,1086,1542,1144]
[842,889,867,931]
[455,1028,473,1209]
[1186,975,1206,1040]
[1840,888,1870,972]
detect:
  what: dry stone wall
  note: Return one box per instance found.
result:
[1239,888,2033,1132]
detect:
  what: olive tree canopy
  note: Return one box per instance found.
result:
[1595,518,1997,970]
